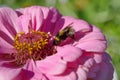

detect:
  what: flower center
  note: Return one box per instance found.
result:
[13,31,56,65]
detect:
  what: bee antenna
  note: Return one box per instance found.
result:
[67,22,74,26]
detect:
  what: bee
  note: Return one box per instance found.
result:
[53,25,75,45]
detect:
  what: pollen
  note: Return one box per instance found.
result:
[13,30,56,65]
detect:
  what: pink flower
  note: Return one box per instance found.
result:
[0,6,114,80]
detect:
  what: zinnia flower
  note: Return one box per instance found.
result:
[0,6,114,80]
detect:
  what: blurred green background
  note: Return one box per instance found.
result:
[0,0,120,79]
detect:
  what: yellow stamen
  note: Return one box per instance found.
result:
[14,31,50,55]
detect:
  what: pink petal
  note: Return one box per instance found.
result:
[73,25,107,52]
[13,60,45,80]
[88,64,100,78]
[23,60,37,71]
[79,29,106,41]
[16,6,49,19]
[0,7,22,54]
[75,40,107,52]
[0,7,22,37]
[0,36,15,53]
[40,7,61,33]
[46,71,77,80]
[93,53,103,63]
[76,25,106,42]
[95,62,114,80]
[83,58,95,68]
[17,6,61,33]
[13,69,34,80]
[22,6,44,30]
[57,45,83,62]
[18,14,31,33]
[0,66,21,80]
[0,47,15,54]
[0,30,14,46]
[76,67,88,80]
[0,53,14,61]
[36,55,67,75]
[15,8,24,16]
[22,60,43,80]
[102,52,112,62]
[36,45,82,75]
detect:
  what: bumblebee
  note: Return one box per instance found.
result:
[53,26,75,45]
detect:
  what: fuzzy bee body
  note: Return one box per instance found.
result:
[53,26,75,45]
